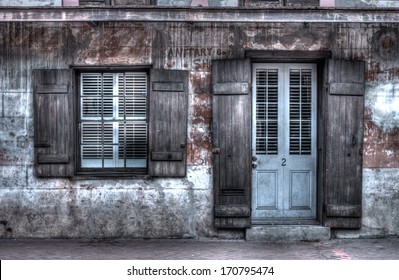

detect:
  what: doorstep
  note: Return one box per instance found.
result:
[246,225,331,242]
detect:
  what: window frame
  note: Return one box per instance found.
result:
[74,67,150,177]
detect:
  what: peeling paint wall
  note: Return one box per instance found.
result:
[366,83,399,133]
[0,0,62,5]
[363,169,399,235]
[1,20,399,238]
[0,167,213,238]
[336,0,399,8]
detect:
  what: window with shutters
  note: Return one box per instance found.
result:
[33,68,188,178]
[78,71,148,173]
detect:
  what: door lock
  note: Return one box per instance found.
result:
[252,156,257,162]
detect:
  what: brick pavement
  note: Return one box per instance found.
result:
[1,237,399,260]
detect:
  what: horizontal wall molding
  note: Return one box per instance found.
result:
[1,7,399,23]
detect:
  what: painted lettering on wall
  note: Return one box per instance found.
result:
[166,47,233,69]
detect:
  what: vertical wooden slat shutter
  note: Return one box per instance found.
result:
[148,69,189,177]
[324,59,365,228]
[212,59,252,228]
[33,69,75,178]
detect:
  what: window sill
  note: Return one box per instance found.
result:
[73,169,149,180]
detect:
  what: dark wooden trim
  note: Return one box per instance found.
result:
[151,151,184,161]
[323,59,364,229]
[33,69,75,178]
[246,50,332,62]
[214,205,251,217]
[212,59,252,229]
[317,60,327,226]
[153,82,184,92]
[329,82,365,96]
[213,82,250,95]
[71,64,151,71]
[73,168,149,180]
[34,142,51,148]
[38,154,70,164]
[220,189,245,196]
[148,69,189,177]
[325,217,361,229]
[326,205,362,217]
[36,85,68,94]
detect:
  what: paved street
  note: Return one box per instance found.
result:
[1,237,399,260]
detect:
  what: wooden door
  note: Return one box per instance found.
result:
[252,63,317,222]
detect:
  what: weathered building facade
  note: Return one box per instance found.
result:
[0,0,399,240]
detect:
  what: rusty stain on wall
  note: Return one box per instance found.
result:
[364,89,399,168]
[75,23,152,65]
[371,27,399,66]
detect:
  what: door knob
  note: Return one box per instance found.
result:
[252,163,257,169]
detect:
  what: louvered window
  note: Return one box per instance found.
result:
[79,72,148,169]
[255,69,279,155]
[254,64,315,157]
[289,69,312,155]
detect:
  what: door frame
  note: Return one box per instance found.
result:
[245,50,331,226]
[251,63,318,222]
[212,52,364,229]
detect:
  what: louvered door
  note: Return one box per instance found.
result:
[252,63,317,221]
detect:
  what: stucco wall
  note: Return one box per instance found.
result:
[0,0,62,6]
[335,0,399,8]
[1,21,399,239]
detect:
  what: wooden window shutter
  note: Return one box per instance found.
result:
[148,69,189,177]
[212,59,252,228]
[324,59,365,229]
[33,69,75,178]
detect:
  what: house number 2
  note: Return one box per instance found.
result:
[282,158,287,166]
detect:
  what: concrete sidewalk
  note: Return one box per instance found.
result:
[1,237,399,260]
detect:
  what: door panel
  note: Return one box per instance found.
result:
[252,63,317,221]
[256,171,278,210]
[289,171,311,209]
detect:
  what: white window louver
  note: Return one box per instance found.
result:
[289,69,312,155]
[80,72,148,168]
[255,69,279,155]
[255,65,314,157]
